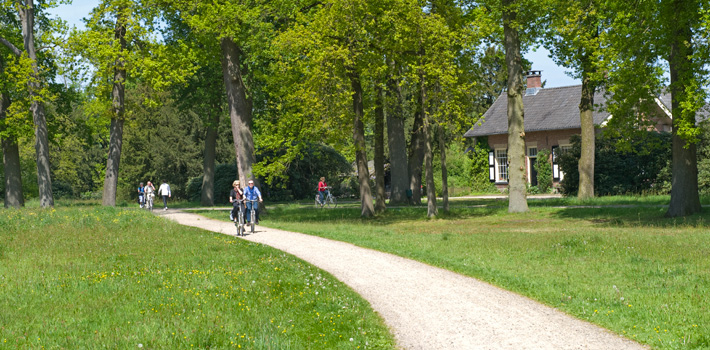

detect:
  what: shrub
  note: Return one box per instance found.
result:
[558,132,672,196]
[467,137,498,193]
[186,163,238,205]
[534,149,552,193]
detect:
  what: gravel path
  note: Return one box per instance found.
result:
[163,211,647,350]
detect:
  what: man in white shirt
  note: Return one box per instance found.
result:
[158,180,171,210]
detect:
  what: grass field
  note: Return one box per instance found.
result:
[0,206,396,349]
[199,195,710,350]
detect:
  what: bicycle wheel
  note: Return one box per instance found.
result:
[250,208,255,233]
[314,195,320,208]
[330,196,337,208]
[325,195,333,208]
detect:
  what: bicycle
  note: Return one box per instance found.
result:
[145,192,154,211]
[315,187,337,208]
[232,199,246,236]
[245,199,259,233]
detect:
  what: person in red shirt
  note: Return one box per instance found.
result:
[317,177,327,205]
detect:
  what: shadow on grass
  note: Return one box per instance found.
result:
[551,205,710,228]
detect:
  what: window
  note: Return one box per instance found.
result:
[495,149,508,182]
[528,147,538,157]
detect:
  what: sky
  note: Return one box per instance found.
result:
[48,2,581,88]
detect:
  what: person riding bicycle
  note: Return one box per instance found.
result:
[145,181,156,208]
[138,182,145,208]
[229,180,244,222]
[317,177,328,205]
[244,180,263,224]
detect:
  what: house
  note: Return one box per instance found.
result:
[463,71,673,189]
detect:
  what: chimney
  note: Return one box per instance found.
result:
[525,70,542,95]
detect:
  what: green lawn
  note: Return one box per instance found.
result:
[0,206,396,349]
[198,196,710,350]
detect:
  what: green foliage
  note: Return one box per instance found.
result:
[558,133,672,196]
[534,148,552,193]
[466,137,498,193]
[186,163,238,205]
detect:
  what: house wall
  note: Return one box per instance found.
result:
[487,128,582,190]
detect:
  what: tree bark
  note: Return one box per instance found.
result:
[578,65,596,200]
[374,84,386,213]
[20,0,53,207]
[438,125,449,212]
[1,77,24,208]
[666,1,701,217]
[348,68,375,217]
[385,62,409,205]
[102,11,127,207]
[220,37,257,188]
[422,83,437,218]
[200,109,219,206]
[503,0,528,213]
[408,78,426,205]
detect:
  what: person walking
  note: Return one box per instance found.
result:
[244,180,263,224]
[158,180,171,210]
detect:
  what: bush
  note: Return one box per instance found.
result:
[186,163,238,205]
[534,149,552,193]
[467,137,498,193]
[258,143,352,201]
[558,132,672,196]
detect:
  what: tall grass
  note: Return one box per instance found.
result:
[0,206,395,349]
[203,196,710,350]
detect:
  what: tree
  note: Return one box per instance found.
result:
[663,0,706,217]
[0,55,24,208]
[1,0,55,207]
[544,0,608,200]
[71,0,193,206]
[502,0,528,213]
[602,0,708,217]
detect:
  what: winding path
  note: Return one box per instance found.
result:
[163,211,647,350]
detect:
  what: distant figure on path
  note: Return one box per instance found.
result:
[137,182,145,208]
[317,177,328,204]
[158,180,171,210]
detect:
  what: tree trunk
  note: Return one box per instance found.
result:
[20,0,53,207]
[348,68,375,217]
[1,82,24,208]
[578,59,596,200]
[102,12,127,207]
[503,0,528,213]
[200,109,219,206]
[422,84,437,218]
[666,2,701,217]
[220,37,257,188]
[438,125,449,212]
[374,84,386,213]
[408,79,426,205]
[385,62,409,205]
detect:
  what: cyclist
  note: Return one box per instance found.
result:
[244,180,263,224]
[145,181,156,208]
[229,180,244,222]
[317,177,328,205]
[137,182,145,208]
